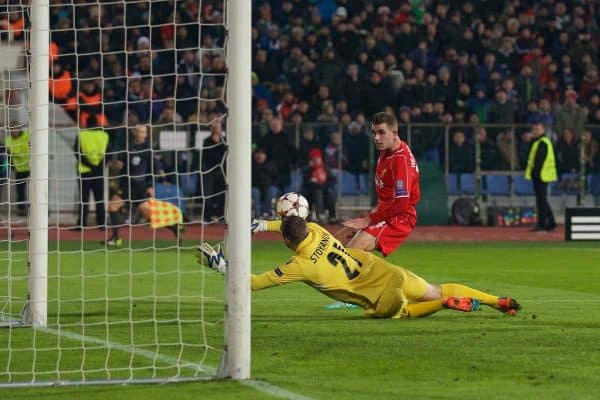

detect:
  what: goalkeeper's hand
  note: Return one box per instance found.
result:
[197,243,227,275]
[251,219,268,234]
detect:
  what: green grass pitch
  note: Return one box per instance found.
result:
[2,241,600,400]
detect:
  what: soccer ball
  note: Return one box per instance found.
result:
[275,192,310,219]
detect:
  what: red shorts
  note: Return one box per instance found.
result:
[363,216,415,257]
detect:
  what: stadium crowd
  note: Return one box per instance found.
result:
[2,0,600,224]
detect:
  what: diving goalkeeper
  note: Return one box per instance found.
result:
[198,217,520,318]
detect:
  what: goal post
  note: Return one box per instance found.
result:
[221,0,251,380]
[27,0,49,329]
[1,0,252,386]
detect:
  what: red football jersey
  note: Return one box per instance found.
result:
[369,140,420,225]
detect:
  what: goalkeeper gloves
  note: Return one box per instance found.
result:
[197,243,227,275]
[251,219,267,234]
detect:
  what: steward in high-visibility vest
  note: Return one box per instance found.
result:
[74,115,109,228]
[75,127,109,175]
[525,122,557,231]
[5,128,30,173]
[525,135,557,183]
[4,127,30,215]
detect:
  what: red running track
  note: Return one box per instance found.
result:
[1,224,564,243]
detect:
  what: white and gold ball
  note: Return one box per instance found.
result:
[275,192,310,219]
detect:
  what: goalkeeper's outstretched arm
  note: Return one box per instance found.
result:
[197,243,227,274]
[197,242,302,291]
[251,219,282,234]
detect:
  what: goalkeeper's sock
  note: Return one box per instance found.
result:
[441,284,498,308]
[403,300,444,318]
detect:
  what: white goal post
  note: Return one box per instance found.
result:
[1,0,251,386]
[27,0,49,329]
[222,0,251,380]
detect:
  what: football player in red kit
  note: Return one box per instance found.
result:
[343,112,420,257]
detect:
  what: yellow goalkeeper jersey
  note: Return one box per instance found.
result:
[251,220,403,313]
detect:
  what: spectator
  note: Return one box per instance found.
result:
[201,120,227,223]
[276,90,298,121]
[314,47,345,94]
[361,71,394,118]
[157,105,183,125]
[252,148,279,218]
[449,130,474,173]
[316,100,338,124]
[323,131,346,172]
[344,121,370,178]
[302,148,337,224]
[252,72,275,114]
[476,127,498,171]
[453,51,478,87]
[111,124,155,213]
[527,99,556,138]
[342,63,362,114]
[49,62,74,105]
[516,65,542,106]
[254,48,279,83]
[282,45,305,81]
[259,117,298,193]
[543,78,562,106]
[556,89,586,138]
[298,127,321,169]
[517,130,535,170]
[488,89,517,138]
[582,130,599,174]
[466,85,490,123]
[579,64,600,104]
[555,129,580,174]
[78,78,107,128]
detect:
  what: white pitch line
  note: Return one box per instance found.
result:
[41,327,314,400]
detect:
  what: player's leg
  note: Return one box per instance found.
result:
[346,229,378,251]
[265,185,279,217]
[251,187,261,218]
[91,175,105,228]
[105,193,124,247]
[440,283,520,314]
[355,218,414,256]
[398,268,480,314]
[312,186,327,223]
[15,171,29,215]
[325,186,338,223]
[77,174,92,227]
[138,200,151,219]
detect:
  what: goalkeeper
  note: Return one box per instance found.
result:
[198,217,520,318]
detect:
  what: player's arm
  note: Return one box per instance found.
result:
[369,155,411,224]
[343,215,370,229]
[251,219,281,234]
[73,136,99,168]
[251,257,305,290]
[197,243,305,290]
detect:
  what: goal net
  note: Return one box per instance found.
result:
[0,0,249,386]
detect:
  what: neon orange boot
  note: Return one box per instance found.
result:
[443,297,480,312]
[497,297,520,315]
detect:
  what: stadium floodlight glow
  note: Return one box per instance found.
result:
[1,0,251,386]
